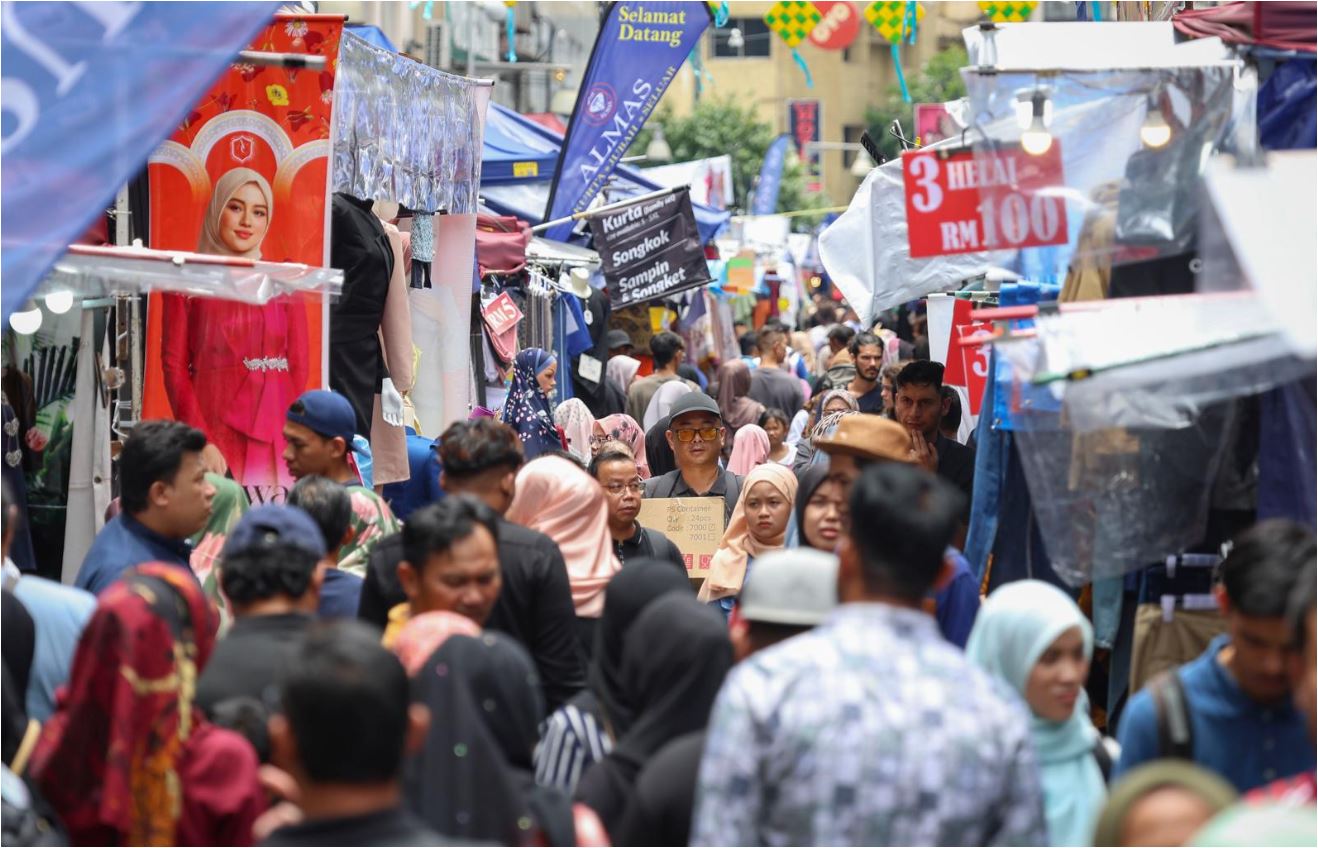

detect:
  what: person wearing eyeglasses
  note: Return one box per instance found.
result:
[642,393,742,523]
[591,447,684,572]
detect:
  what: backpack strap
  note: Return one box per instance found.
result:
[1092,736,1114,784]
[1149,671,1195,760]
[723,470,741,512]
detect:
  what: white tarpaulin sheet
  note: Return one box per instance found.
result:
[963,21,1232,71]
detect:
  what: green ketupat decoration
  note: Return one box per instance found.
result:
[764,0,822,87]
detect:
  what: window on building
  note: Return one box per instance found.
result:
[712,18,772,58]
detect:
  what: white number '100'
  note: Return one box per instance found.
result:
[978,193,1062,248]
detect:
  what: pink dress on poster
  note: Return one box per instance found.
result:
[160,168,308,492]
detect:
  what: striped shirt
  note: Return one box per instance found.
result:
[534,698,613,794]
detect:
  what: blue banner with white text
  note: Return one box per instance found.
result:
[751,134,791,216]
[1,1,278,320]
[542,1,712,242]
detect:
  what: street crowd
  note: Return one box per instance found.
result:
[2,302,1314,847]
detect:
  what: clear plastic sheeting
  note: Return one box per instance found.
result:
[1198,151,1317,358]
[39,246,343,305]
[332,31,490,214]
[963,22,1232,72]
[962,63,1252,281]
[1011,399,1236,587]
[992,292,1311,432]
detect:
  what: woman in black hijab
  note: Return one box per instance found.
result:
[643,417,677,478]
[794,464,846,553]
[574,593,733,835]
[536,560,692,794]
[406,634,536,846]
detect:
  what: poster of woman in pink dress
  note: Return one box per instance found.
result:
[160,168,308,492]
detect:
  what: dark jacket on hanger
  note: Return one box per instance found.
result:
[570,287,615,419]
[330,193,394,437]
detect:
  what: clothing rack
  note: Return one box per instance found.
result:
[1159,551,1222,622]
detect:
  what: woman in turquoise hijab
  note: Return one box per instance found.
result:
[965,580,1107,846]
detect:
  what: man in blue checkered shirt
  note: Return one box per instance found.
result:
[691,463,1047,846]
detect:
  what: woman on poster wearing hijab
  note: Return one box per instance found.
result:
[501,348,566,461]
[161,167,308,489]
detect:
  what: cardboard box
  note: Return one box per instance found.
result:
[636,496,725,579]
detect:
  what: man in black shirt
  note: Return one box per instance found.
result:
[358,419,585,712]
[196,504,326,715]
[847,331,886,414]
[893,361,976,536]
[748,324,804,416]
[642,393,742,523]
[590,447,684,571]
[261,621,441,847]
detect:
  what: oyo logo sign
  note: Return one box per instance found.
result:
[808,1,859,50]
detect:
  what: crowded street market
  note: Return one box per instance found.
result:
[0,0,1315,845]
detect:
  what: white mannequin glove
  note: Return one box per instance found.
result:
[381,378,404,427]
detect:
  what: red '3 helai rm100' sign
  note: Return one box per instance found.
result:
[902,143,1068,258]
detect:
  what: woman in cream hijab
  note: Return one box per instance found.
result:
[161,167,307,491]
[698,464,797,615]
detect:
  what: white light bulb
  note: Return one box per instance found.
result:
[1140,109,1172,149]
[8,307,42,335]
[45,290,74,314]
[1020,116,1053,156]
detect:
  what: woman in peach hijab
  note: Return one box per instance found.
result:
[161,167,307,491]
[506,454,622,657]
[697,464,797,616]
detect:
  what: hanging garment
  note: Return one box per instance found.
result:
[60,310,110,582]
[369,220,415,487]
[330,192,394,438]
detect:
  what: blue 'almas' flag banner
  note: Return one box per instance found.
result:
[752,134,792,216]
[542,1,713,243]
[1,2,279,321]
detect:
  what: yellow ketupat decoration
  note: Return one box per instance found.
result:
[978,1,1038,23]
[864,1,924,44]
[764,0,822,48]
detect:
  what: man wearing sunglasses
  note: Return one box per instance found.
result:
[590,447,684,571]
[643,393,742,523]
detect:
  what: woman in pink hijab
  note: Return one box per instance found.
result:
[594,413,650,478]
[506,455,621,656]
[727,423,770,476]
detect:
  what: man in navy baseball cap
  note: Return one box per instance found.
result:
[283,390,401,576]
[196,504,328,714]
[283,390,359,483]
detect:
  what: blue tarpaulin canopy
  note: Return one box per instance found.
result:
[345,23,396,52]
[481,103,730,243]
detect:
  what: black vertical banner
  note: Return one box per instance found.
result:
[588,187,711,309]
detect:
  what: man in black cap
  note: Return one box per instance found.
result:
[196,504,327,714]
[642,393,742,522]
[283,390,400,575]
[605,329,634,358]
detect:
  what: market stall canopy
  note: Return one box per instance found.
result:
[1199,151,1317,358]
[0,1,280,322]
[38,245,343,305]
[480,104,731,243]
[344,23,397,52]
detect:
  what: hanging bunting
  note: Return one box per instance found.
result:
[978,1,1037,22]
[505,1,518,62]
[765,0,822,88]
[409,0,434,21]
[865,1,923,102]
[707,0,731,26]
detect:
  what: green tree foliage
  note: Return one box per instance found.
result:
[864,45,969,165]
[630,96,833,227]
